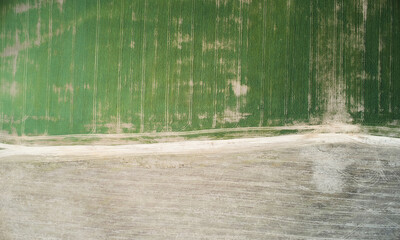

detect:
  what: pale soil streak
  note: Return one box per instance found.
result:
[0,132,399,239]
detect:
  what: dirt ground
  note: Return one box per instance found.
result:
[1,132,400,239]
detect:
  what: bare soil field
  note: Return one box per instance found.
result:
[1,131,400,239]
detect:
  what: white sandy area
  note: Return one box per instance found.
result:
[1,132,400,161]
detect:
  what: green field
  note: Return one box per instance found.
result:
[1,0,399,136]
